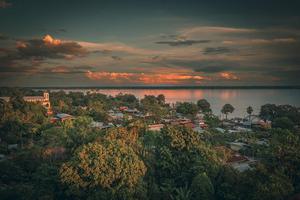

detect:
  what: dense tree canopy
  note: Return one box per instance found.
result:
[141,95,169,121]
[60,141,146,194]
[176,102,199,118]
[0,88,299,200]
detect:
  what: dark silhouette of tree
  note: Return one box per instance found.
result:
[221,104,234,120]
[197,99,211,114]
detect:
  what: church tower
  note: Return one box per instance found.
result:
[43,92,49,101]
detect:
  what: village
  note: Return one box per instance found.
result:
[18,91,272,173]
[0,91,274,172]
[0,89,299,199]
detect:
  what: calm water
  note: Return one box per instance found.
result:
[52,89,300,118]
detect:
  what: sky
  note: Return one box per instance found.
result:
[0,0,300,87]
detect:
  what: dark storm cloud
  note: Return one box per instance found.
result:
[0,35,90,75]
[156,39,211,46]
[17,36,87,60]
[202,47,234,55]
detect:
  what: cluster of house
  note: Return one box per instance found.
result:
[219,137,268,172]
[214,115,272,134]
[147,117,208,132]
[108,107,138,121]
[0,93,273,170]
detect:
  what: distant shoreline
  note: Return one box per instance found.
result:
[4,85,300,90]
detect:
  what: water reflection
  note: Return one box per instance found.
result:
[51,89,300,118]
[219,90,238,101]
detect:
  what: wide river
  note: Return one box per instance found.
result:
[52,89,300,118]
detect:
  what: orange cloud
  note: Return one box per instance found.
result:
[86,71,134,81]
[85,71,207,84]
[219,72,239,80]
[51,66,70,73]
[43,35,62,46]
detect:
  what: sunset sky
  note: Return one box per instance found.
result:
[0,0,300,86]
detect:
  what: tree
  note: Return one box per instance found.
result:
[176,102,199,118]
[215,167,241,200]
[260,104,300,125]
[260,129,300,190]
[190,172,214,200]
[153,125,220,198]
[259,104,278,121]
[87,101,108,121]
[247,106,254,124]
[197,99,211,114]
[141,95,169,120]
[241,164,294,200]
[273,117,294,130]
[10,90,26,112]
[204,114,220,128]
[157,94,166,105]
[115,93,139,108]
[221,104,234,120]
[247,106,253,116]
[64,116,98,151]
[171,186,192,200]
[60,141,146,195]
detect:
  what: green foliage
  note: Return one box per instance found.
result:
[197,99,211,114]
[151,125,220,199]
[190,172,214,200]
[0,88,299,200]
[64,116,99,151]
[247,106,253,115]
[204,114,220,128]
[60,140,147,197]
[0,100,47,147]
[261,129,300,192]
[87,101,109,121]
[215,167,241,200]
[221,104,235,119]
[176,102,198,118]
[242,164,294,200]
[115,93,139,108]
[260,104,300,125]
[171,185,192,200]
[141,95,169,120]
[272,117,295,130]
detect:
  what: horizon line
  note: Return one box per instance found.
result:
[1,85,300,90]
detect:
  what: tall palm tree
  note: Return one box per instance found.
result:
[246,106,253,128]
